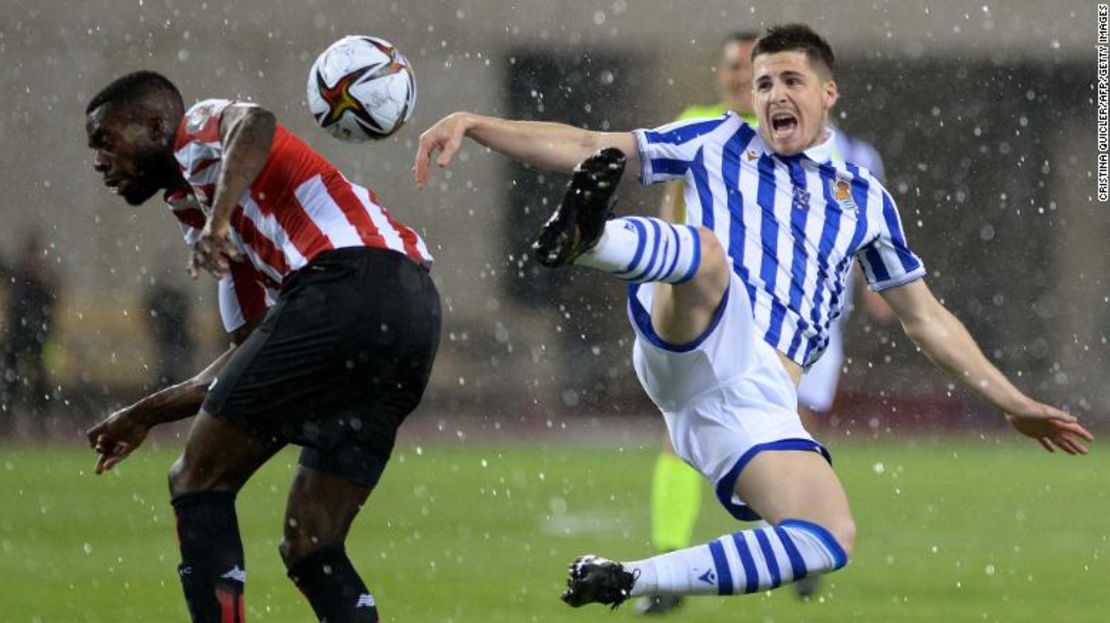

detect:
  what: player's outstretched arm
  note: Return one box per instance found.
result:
[189,104,276,279]
[86,324,253,474]
[881,280,1094,454]
[413,112,638,188]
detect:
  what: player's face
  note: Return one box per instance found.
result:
[716,40,754,115]
[751,51,838,156]
[86,105,176,206]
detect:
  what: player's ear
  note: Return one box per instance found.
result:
[147,114,171,146]
[823,79,839,110]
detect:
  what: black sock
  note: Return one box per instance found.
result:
[288,544,379,623]
[172,491,246,623]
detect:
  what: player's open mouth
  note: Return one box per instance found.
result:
[771,112,798,138]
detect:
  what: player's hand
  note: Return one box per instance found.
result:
[413,112,473,189]
[1005,400,1094,455]
[189,220,242,279]
[86,409,151,474]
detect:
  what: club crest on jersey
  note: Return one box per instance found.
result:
[829,178,858,211]
[186,105,214,134]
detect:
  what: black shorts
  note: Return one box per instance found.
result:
[203,247,441,488]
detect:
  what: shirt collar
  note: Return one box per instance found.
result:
[800,127,837,163]
[746,125,837,163]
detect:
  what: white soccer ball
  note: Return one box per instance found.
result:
[306,35,416,142]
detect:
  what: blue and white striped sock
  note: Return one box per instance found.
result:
[626,519,848,597]
[573,217,701,284]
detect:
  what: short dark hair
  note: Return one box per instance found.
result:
[723,30,760,46]
[751,24,835,77]
[85,70,182,115]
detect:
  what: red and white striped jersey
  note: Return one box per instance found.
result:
[164,98,433,332]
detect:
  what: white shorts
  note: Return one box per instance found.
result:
[796,313,843,412]
[628,273,830,521]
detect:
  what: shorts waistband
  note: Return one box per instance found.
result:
[282,247,425,289]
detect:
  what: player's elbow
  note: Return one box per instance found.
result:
[899,302,950,349]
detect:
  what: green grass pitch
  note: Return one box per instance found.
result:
[1,436,1105,622]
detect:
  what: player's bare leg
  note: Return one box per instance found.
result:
[168,411,283,623]
[280,465,377,622]
[734,450,854,552]
[788,405,828,599]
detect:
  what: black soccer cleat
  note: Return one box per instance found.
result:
[532,147,626,268]
[560,554,637,610]
[632,594,685,616]
[794,574,821,599]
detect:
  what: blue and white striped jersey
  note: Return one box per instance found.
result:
[632,113,925,367]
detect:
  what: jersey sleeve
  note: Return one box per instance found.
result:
[632,113,736,185]
[217,260,271,333]
[164,189,206,245]
[856,188,927,292]
[174,99,240,190]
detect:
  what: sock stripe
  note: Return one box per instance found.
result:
[631,520,850,598]
[707,539,733,596]
[642,218,665,280]
[626,219,661,281]
[647,235,671,282]
[674,226,701,284]
[773,526,808,582]
[660,226,682,279]
[622,218,648,273]
[730,532,759,594]
[577,217,701,284]
[780,519,849,570]
[753,529,782,589]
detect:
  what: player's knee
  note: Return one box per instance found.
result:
[167,454,239,497]
[826,516,857,559]
[167,455,192,497]
[668,226,726,293]
[279,530,335,568]
[693,226,724,268]
[277,535,301,567]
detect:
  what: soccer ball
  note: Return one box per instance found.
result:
[306,35,416,142]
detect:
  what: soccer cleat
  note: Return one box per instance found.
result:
[560,554,637,609]
[533,147,626,267]
[632,593,685,616]
[794,574,821,599]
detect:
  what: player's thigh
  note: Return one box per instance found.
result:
[734,450,855,549]
[169,411,283,495]
[649,227,731,345]
[280,463,373,561]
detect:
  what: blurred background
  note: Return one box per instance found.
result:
[1,0,1106,441]
[0,2,1107,620]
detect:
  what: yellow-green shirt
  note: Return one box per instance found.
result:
[676,103,757,126]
